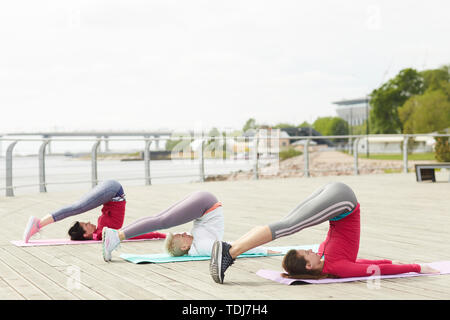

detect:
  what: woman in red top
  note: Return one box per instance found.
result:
[210,182,439,284]
[22,180,165,242]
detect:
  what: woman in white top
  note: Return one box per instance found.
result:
[102,191,276,261]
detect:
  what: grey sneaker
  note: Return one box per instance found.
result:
[210,241,235,284]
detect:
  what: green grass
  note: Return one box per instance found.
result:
[383,168,403,174]
[341,151,436,161]
[357,152,436,161]
[279,148,303,161]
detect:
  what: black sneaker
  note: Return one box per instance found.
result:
[210,241,235,284]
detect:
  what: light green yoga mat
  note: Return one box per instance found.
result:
[120,244,319,264]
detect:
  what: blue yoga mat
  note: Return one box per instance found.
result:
[120,244,320,264]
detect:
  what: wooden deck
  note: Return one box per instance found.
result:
[0,171,449,300]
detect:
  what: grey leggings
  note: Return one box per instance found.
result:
[268,182,358,240]
[122,191,218,239]
[51,180,125,222]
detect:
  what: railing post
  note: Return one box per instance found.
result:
[38,139,50,193]
[144,139,152,185]
[199,138,205,182]
[348,137,352,155]
[104,136,110,152]
[253,135,259,180]
[403,135,409,173]
[154,135,160,150]
[91,140,101,188]
[304,139,310,178]
[5,141,18,197]
[354,138,359,175]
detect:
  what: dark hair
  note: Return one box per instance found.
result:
[68,221,87,241]
[281,249,335,280]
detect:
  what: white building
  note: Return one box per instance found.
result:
[357,136,435,154]
[333,97,370,127]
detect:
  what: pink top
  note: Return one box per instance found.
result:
[317,203,421,278]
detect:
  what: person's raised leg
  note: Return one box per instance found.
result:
[268,182,357,239]
[210,182,358,283]
[102,191,218,261]
[228,225,272,258]
[23,180,123,242]
[122,191,217,239]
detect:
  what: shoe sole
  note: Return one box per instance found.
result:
[23,217,36,243]
[209,241,223,284]
[102,228,110,262]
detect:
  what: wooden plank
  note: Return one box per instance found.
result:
[0,173,449,300]
[0,278,24,300]
[0,250,50,300]
[52,244,164,300]
[76,244,196,300]
[3,245,104,300]
[0,247,78,300]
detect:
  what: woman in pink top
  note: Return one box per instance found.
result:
[210,182,439,284]
[282,203,425,280]
[22,180,165,242]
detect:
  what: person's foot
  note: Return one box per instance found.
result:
[23,216,41,243]
[102,227,121,262]
[419,264,440,274]
[209,241,235,284]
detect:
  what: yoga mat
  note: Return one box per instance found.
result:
[11,235,166,247]
[256,260,450,285]
[120,244,320,264]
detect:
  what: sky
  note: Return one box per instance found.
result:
[0,0,449,133]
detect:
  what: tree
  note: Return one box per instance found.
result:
[313,117,349,136]
[165,138,191,151]
[298,121,312,128]
[420,65,450,92]
[242,118,257,132]
[435,135,450,162]
[208,127,220,138]
[272,122,296,129]
[369,68,425,134]
[399,89,450,134]
[206,127,222,158]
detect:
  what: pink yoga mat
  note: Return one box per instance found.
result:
[11,237,165,247]
[256,261,450,285]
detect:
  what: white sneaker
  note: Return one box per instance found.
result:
[102,227,121,262]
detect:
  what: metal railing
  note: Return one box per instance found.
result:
[1,133,449,197]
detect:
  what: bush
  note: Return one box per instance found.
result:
[279,148,302,161]
[434,136,450,162]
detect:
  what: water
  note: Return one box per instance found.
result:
[0,155,260,196]
[0,135,169,156]
[0,134,279,196]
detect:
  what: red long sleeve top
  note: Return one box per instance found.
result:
[92,201,166,241]
[317,203,421,278]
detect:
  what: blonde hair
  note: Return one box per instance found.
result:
[164,232,190,257]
